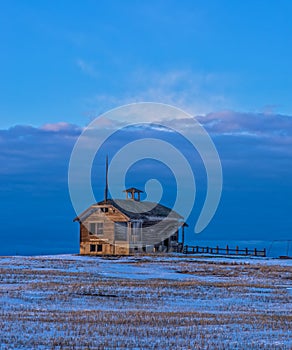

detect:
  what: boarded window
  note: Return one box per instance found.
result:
[115,222,128,241]
[97,244,103,252]
[90,244,96,252]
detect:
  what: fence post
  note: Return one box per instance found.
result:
[263,248,266,257]
[185,245,188,254]
[196,246,198,253]
[254,248,257,256]
[216,246,219,254]
[245,248,248,255]
[226,245,229,255]
[236,246,239,255]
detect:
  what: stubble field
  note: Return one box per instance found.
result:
[0,254,291,349]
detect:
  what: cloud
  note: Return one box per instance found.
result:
[0,123,82,178]
[133,70,231,114]
[0,115,292,250]
[76,59,99,78]
[157,110,292,155]
[84,69,235,117]
[40,122,83,132]
[197,110,292,137]
[195,111,292,158]
[0,111,291,185]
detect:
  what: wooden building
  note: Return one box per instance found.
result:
[74,187,186,255]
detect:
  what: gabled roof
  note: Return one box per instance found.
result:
[100,199,182,220]
[73,207,101,222]
[74,199,183,222]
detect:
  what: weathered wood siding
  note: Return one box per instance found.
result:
[141,220,180,246]
[78,203,181,255]
[79,205,130,255]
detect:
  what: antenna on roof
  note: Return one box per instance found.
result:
[104,155,108,202]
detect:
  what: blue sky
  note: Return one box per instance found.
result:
[1,0,292,127]
[0,1,292,254]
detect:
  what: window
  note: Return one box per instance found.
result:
[171,233,177,241]
[89,223,95,235]
[90,244,96,252]
[132,222,142,236]
[89,222,103,235]
[97,244,103,252]
[96,222,103,235]
[114,222,128,241]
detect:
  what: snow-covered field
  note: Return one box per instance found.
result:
[0,254,291,349]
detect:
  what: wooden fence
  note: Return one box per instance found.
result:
[183,245,266,257]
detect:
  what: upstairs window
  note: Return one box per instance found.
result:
[96,222,103,234]
[89,222,104,235]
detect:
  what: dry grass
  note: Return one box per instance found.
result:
[0,255,291,349]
